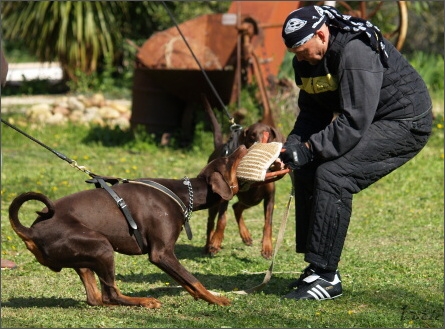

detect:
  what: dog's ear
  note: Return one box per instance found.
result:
[269,127,286,143]
[208,172,233,201]
[238,127,249,144]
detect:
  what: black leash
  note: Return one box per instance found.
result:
[1,118,97,177]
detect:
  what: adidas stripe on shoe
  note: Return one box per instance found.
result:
[287,265,316,289]
[283,272,342,301]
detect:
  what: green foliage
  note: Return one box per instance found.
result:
[167,1,230,23]
[278,52,295,80]
[2,2,120,79]
[403,1,444,55]
[407,52,444,95]
[1,39,39,63]
[65,52,132,98]
[1,78,68,96]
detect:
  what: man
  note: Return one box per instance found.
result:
[278,5,432,300]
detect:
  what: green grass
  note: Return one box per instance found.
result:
[1,105,443,328]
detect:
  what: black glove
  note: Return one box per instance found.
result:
[279,140,313,170]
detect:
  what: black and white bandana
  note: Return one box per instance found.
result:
[282,5,389,67]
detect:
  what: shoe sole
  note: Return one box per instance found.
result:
[281,293,342,301]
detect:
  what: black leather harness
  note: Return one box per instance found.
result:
[86,176,193,252]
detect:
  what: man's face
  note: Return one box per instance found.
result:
[287,33,327,65]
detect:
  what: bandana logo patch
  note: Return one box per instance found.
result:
[314,5,324,17]
[284,18,307,34]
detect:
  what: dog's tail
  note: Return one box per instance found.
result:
[9,191,55,243]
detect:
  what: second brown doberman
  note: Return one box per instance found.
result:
[8,145,247,309]
[203,101,285,259]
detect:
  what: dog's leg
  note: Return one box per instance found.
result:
[98,278,162,309]
[66,228,162,309]
[91,251,162,309]
[232,201,254,247]
[205,204,218,254]
[149,245,230,306]
[261,191,275,260]
[75,268,103,306]
[206,201,229,256]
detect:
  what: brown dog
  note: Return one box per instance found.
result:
[8,145,248,309]
[203,103,285,259]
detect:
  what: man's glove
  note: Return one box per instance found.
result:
[279,140,313,170]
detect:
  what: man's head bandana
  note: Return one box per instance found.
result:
[282,5,389,67]
[282,6,327,49]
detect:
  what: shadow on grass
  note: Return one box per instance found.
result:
[81,125,135,147]
[174,243,211,260]
[173,243,257,264]
[2,297,84,309]
[81,124,187,150]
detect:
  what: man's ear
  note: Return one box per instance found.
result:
[316,24,329,44]
[316,30,325,43]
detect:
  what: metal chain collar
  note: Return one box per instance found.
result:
[183,176,193,221]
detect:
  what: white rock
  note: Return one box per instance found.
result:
[98,106,120,119]
[67,96,85,111]
[46,112,67,125]
[109,117,130,130]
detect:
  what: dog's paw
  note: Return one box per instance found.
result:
[205,244,222,257]
[241,236,253,246]
[214,296,231,306]
[261,249,273,260]
[140,297,162,309]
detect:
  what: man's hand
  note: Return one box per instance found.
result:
[279,140,313,170]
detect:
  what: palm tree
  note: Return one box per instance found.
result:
[1,1,152,80]
[1,1,231,82]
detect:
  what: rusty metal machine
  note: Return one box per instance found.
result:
[130,1,301,143]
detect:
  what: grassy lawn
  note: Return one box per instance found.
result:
[1,100,443,328]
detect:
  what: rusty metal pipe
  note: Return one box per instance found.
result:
[251,50,274,127]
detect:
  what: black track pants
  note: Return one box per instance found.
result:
[292,112,432,271]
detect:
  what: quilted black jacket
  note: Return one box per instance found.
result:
[288,27,432,160]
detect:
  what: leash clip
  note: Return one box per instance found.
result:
[230,123,243,132]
